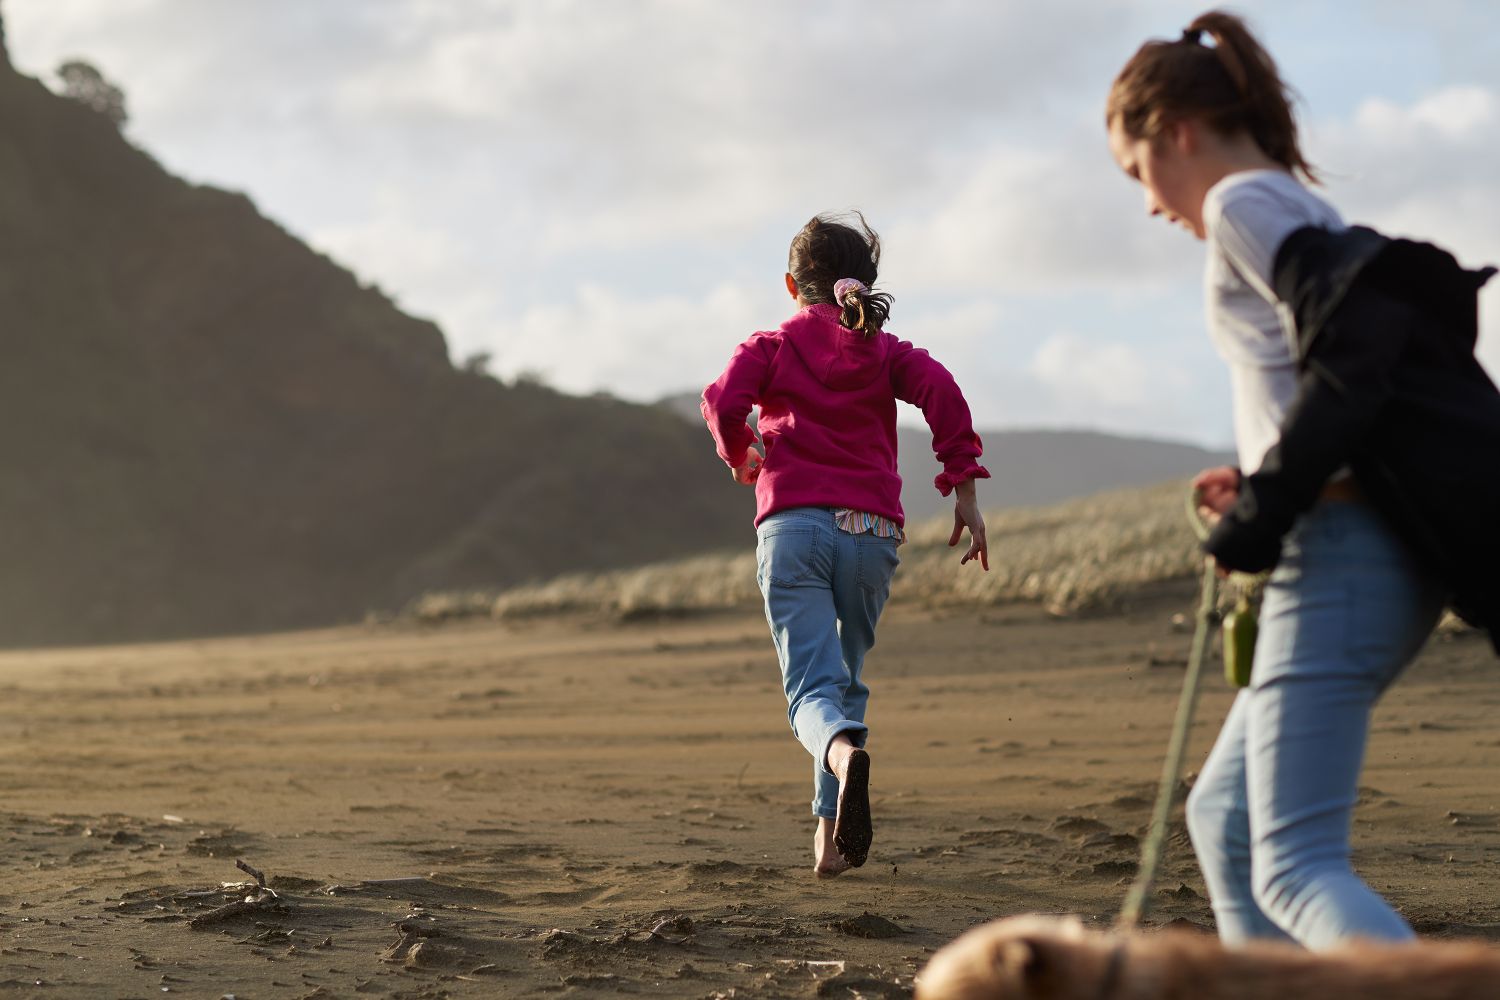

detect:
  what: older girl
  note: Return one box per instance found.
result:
[1106,10,1499,950]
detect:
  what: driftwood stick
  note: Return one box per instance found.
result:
[190,898,264,929]
[235,858,267,887]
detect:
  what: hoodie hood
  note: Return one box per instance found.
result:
[778,303,891,391]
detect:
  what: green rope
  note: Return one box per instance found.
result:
[1184,480,1212,543]
[1117,487,1219,930]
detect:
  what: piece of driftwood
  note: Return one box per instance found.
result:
[235,859,268,887]
[188,859,281,930]
[188,888,279,929]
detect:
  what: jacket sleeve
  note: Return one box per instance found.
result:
[1205,285,1414,571]
[700,334,775,469]
[889,339,990,495]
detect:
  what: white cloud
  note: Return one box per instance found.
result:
[3,1,1497,441]
[1029,332,1193,411]
[310,198,463,291]
[497,283,774,400]
[896,299,1007,350]
[323,1,1149,252]
[1353,86,1497,142]
[884,135,1201,296]
[7,0,163,42]
[1315,85,1500,252]
[1313,84,1500,379]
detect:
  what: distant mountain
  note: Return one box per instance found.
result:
[0,30,748,646]
[895,427,1233,522]
[658,393,1233,523]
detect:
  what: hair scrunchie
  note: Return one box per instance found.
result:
[833,278,869,305]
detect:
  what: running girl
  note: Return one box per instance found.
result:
[701,212,990,876]
[1107,9,1499,949]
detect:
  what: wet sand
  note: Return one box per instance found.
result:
[2,581,1498,997]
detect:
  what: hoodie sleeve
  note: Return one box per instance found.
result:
[889,339,990,495]
[700,333,777,469]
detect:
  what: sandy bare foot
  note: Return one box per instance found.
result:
[833,748,872,867]
[814,819,851,877]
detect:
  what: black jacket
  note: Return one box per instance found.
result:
[1204,224,1500,654]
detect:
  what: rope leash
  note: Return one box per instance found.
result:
[1116,486,1220,930]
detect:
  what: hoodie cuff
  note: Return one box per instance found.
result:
[1204,516,1283,574]
[934,464,990,497]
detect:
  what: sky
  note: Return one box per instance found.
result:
[7,0,1499,448]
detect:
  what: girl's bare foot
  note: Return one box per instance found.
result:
[814,818,851,877]
[830,748,872,866]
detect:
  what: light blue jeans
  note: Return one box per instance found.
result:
[1186,501,1446,950]
[756,507,901,819]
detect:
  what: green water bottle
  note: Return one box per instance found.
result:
[1222,595,1257,688]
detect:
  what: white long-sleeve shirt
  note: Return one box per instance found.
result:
[1203,169,1344,472]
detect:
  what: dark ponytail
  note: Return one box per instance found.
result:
[1107,9,1319,183]
[837,283,888,337]
[787,211,894,336]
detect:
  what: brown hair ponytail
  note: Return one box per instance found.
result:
[787,212,894,336]
[1107,9,1319,183]
[836,283,886,337]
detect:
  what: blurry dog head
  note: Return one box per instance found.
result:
[915,915,1116,1000]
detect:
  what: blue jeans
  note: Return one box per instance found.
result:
[1186,501,1446,950]
[756,507,901,819]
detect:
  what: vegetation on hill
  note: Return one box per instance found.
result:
[408,479,1205,624]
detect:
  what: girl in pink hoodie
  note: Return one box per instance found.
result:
[701,212,990,876]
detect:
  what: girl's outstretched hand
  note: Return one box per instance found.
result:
[1192,465,1240,526]
[948,479,989,570]
[732,447,764,485]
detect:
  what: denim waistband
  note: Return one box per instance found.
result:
[1287,500,1424,571]
[761,506,839,524]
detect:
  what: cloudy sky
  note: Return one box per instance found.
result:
[8,1,1498,447]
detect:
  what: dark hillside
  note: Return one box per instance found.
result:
[0,40,748,645]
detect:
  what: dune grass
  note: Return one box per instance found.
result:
[407,479,1206,624]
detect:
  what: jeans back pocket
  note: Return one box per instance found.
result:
[856,536,901,594]
[757,525,823,588]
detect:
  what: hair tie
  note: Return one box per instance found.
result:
[833,278,869,305]
[1180,27,1203,44]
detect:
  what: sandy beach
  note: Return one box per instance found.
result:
[2,584,1498,998]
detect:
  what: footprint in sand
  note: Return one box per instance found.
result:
[1048,816,1112,840]
[530,884,607,905]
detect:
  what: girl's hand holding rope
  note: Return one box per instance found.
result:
[1192,465,1241,575]
[1192,465,1240,524]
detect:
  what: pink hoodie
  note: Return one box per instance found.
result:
[701,303,988,527]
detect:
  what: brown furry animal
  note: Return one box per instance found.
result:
[915,914,1500,1000]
